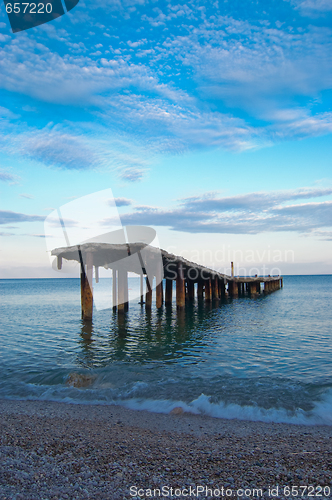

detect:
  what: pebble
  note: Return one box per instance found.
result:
[1,400,332,500]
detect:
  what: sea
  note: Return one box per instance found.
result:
[0,275,331,426]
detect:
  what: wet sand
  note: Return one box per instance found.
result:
[0,399,331,499]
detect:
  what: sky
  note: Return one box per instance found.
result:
[0,0,332,278]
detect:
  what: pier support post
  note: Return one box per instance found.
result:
[187,280,195,301]
[156,276,163,309]
[219,279,226,298]
[249,282,259,297]
[212,276,219,300]
[118,269,128,313]
[112,269,117,311]
[146,276,152,309]
[165,278,173,305]
[280,278,283,288]
[176,264,185,309]
[81,252,93,320]
[139,273,144,305]
[197,280,204,300]
[230,280,238,298]
[205,278,212,302]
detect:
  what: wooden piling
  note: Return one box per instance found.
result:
[156,279,163,309]
[140,273,144,305]
[205,278,212,302]
[197,280,204,299]
[155,263,164,309]
[230,280,238,298]
[80,270,85,317]
[187,280,195,301]
[118,269,128,313]
[176,264,185,309]
[146,276,152,309]
[219,279,225,298]
[57,256,62,270]
[249,281,258,296]
[81,252,93,320]
[95,266,99,284]
[165,278,173,305]
[212,276,219,300]
[112,269,117,311]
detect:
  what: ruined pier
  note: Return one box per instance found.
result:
[52,243,283,320]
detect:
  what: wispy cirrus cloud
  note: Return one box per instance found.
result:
[0,170,19,184]
[0,232,15,237]
[116,186,332,236]
[118,168,145,182]
[19,193,34,199]
[20,130,99,170]
[286,0,332,13]
[1,1,332,170]
[2,124,152,181]
[0,210,44,225]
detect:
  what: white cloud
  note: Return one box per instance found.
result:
[0,37,160,106]
[19,194,34,199]
[1,4,332,164]
[286,0,332,13]
[0,170,19,183]
[0,210,44,225]
[113,197,133,206]
[119,167,145,182]
[118,186,332,235]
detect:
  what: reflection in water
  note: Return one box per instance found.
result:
[76,299,224,369]
[117,312,128,338]
[80,320,94,342]
[2,276,332,420]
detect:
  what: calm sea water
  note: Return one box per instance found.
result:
[0,276,331,425]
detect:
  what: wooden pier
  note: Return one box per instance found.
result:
[52,243,283,320]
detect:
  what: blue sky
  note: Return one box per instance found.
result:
[0,0,332,277]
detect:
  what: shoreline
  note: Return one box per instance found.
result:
[1,399,331,499]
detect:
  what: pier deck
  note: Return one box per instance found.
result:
[52,243,283,320]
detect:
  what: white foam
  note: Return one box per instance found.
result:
[2,382,332,426]
[119,389,332,426]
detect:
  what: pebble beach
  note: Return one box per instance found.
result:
[1,399,331,500]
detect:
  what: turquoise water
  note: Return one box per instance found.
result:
[0,276,332,425]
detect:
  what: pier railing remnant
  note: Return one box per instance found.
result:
[51,243,283,320]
